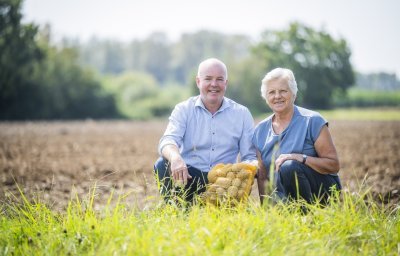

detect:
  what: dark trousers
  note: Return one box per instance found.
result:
[275,160,342,204]
[154,157,209,203]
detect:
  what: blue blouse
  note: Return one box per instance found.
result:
[252,106,329,174]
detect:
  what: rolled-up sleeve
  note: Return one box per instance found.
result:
[158,104,187,156]
[239,108,257,162]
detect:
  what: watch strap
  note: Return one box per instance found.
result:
[302,154,307,164]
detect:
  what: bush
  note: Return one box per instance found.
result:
[333,88,400,108]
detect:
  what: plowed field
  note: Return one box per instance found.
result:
[1,120,399,210]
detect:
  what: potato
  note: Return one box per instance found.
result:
[240,179,250,190]
[208,184,218,193]
[227,186,238,198]
[216,187,226,196]
[208,163,226,181]
[237,169,250,180]
[203,161,257,206]
[209,193,217,204]
[215,177,232,189]
[230,164,241,172]
[218,164,232,177]
[208,170,219,183]
[232,162,254,171]
[226,171,236,179]
[237,189,245,199]
[232,178,242,187]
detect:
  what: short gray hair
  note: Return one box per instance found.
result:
[260,68,298,100]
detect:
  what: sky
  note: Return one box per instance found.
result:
[22,0,400,76]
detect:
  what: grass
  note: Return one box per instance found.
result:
[0,186,399,255]
[333,88,400,108]
[255,107,400,122]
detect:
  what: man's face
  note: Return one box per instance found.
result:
[196,63,227,107]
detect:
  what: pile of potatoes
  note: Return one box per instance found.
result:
[202,162,257,206]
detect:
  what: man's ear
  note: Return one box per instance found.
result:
[196,76,200,88]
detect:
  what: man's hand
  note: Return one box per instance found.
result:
[170,155,192,186]
[162,144,192,186]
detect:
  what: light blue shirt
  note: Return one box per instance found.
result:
[158,96,257,172]
[252,106,336,175]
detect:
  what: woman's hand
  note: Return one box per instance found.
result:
[275,153,302,171]
[275,126,340,174]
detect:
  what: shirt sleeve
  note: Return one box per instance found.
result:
[158,104,187,155]
[309,114,328,143]
[239,108,257,162]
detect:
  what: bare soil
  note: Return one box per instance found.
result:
[0,120,399,210]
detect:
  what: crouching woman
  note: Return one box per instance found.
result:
[253,68,341,205]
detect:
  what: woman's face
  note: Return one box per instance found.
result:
[265,78,295,114]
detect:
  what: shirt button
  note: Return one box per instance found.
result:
[212,132,215,135]
[212,148,214,151]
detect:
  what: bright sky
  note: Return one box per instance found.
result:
[22,0,400,76]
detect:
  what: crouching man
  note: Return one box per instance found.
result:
[154,58,257,204]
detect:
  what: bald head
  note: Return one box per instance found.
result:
[197,58,228,80]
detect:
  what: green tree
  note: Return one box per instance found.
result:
[103,71,159,119]
[33,39,119,119]
[102,40,125,74]
[253,22,354,109]
[141,32,171,83]
[356,72,400,91]
[172,31,251,85]
[0,0,119,120]
[0,0,44,119]
[225,56,269,116]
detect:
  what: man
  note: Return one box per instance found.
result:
[154,58,257,203]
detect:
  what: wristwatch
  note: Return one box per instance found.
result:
[302,154,307,164]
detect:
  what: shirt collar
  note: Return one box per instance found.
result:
[195,96,231,114]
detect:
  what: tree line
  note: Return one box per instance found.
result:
[1,0,119,120]
[1,0,397,120]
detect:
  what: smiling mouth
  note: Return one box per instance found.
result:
[273,101,285,106]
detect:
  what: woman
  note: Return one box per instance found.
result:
[253,68,341,205]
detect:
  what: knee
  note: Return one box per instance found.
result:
[278,160,302,180]
[154,157,169,177]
